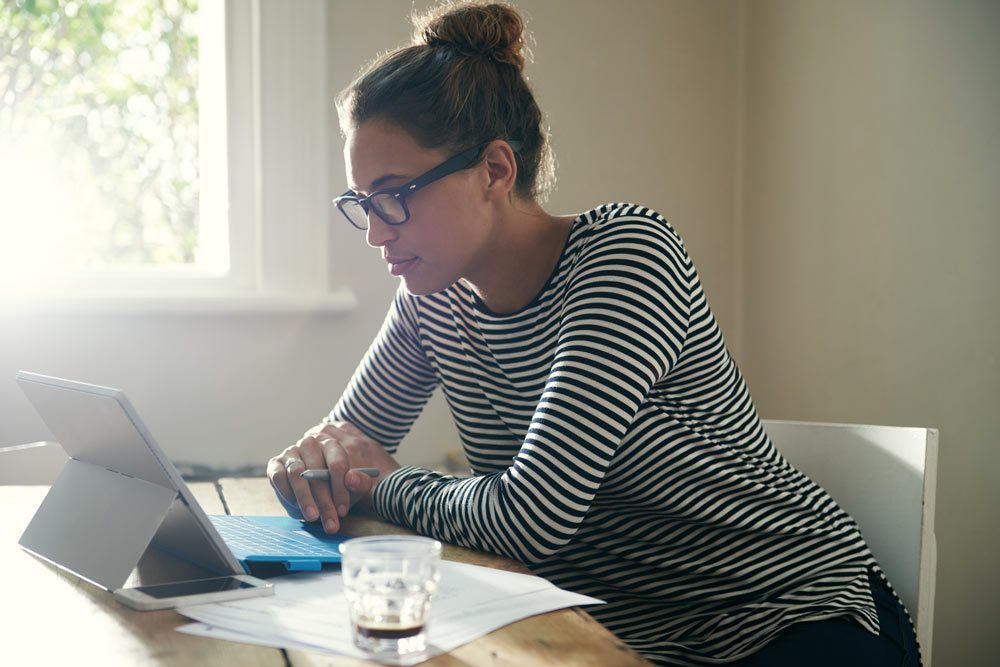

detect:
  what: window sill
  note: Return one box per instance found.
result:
[0,287,358,315]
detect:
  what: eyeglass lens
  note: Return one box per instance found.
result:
[340,193,408,230]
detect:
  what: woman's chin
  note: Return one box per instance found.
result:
[400,275,446,297]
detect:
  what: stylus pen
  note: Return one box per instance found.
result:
[300,467,379,481]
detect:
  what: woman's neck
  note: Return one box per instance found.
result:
[462,200,575,315]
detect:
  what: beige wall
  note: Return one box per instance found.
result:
[328,0,744,353]
[741,1,1000,664]
[1,3,740,472]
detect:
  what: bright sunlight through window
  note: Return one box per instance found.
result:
[0,0,227,296]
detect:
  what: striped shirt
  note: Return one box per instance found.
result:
[328,203,881,665]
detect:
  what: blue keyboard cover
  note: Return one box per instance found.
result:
[210,515,348,572]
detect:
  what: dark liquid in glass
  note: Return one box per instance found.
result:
[355,624,424,640]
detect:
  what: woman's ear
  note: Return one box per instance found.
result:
[481,140,518,201]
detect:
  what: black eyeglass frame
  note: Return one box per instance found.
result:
[333,139,523,230]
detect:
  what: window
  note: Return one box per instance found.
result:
[0,0,347,309]
[0,0,226,286]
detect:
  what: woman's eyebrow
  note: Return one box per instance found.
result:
[350,172,409,195]
[370,173,408,190]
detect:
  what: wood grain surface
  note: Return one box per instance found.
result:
[2,484,283,666]
[220,477,648,666]
[3,480,648,666]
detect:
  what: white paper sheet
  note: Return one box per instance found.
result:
[176,560,602,664]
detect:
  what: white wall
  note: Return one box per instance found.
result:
[740,1,1000,664]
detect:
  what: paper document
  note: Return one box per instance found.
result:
[176,560,603,665]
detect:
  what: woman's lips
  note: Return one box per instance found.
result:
[388,257,420,276]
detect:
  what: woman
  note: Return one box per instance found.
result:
[267,3,920,665]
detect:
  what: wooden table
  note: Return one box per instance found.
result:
[2,480,648,666]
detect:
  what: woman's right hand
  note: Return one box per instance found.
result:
[266,421,398,534]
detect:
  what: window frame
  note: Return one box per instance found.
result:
[227,0,334,298]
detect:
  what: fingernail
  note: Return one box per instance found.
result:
[324,518,337,533]
[338,504,348,517]
[305,507,319,521]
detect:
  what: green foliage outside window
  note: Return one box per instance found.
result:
[0,0,200,267]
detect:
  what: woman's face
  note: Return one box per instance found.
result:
[344,120,494,296]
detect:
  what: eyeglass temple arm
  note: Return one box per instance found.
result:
[404,139,524,193]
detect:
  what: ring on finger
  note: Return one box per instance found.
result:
[284,457,304,472]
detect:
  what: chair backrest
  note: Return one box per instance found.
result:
[762,420,937,662]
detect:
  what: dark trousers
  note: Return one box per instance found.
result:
[731,569,922,666]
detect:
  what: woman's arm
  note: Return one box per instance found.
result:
[328,285,440,452]
[371,214,694,563]
[268,285,440,524]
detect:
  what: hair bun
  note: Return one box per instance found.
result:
[415,2,527,72]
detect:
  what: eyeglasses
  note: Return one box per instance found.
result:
[334,139,522,230]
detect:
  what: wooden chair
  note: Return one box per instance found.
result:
[763,420,938,664]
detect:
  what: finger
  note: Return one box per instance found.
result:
[298,436,341,532]
[284,443,321,522]
[267,456,296,504]
[317,434,352,521]
[318,424,368,459]
[314,422,344,442]
[303,422,326,439]
[303,418,356,440]
[346,468,377,495]
[316,420,364,441]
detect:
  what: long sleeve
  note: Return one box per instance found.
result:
[328,285,440,453]
[273,285,439,518]
[372,213,693,563]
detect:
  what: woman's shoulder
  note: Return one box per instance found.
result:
[573,202,689,259]
[580,201,667,224]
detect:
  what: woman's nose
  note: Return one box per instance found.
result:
[365,211,398,248]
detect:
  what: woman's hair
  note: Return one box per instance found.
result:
[336,1,555,200]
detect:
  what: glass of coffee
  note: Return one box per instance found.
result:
[339,535,442,658]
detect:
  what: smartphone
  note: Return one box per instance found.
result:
[113,574,273,611]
